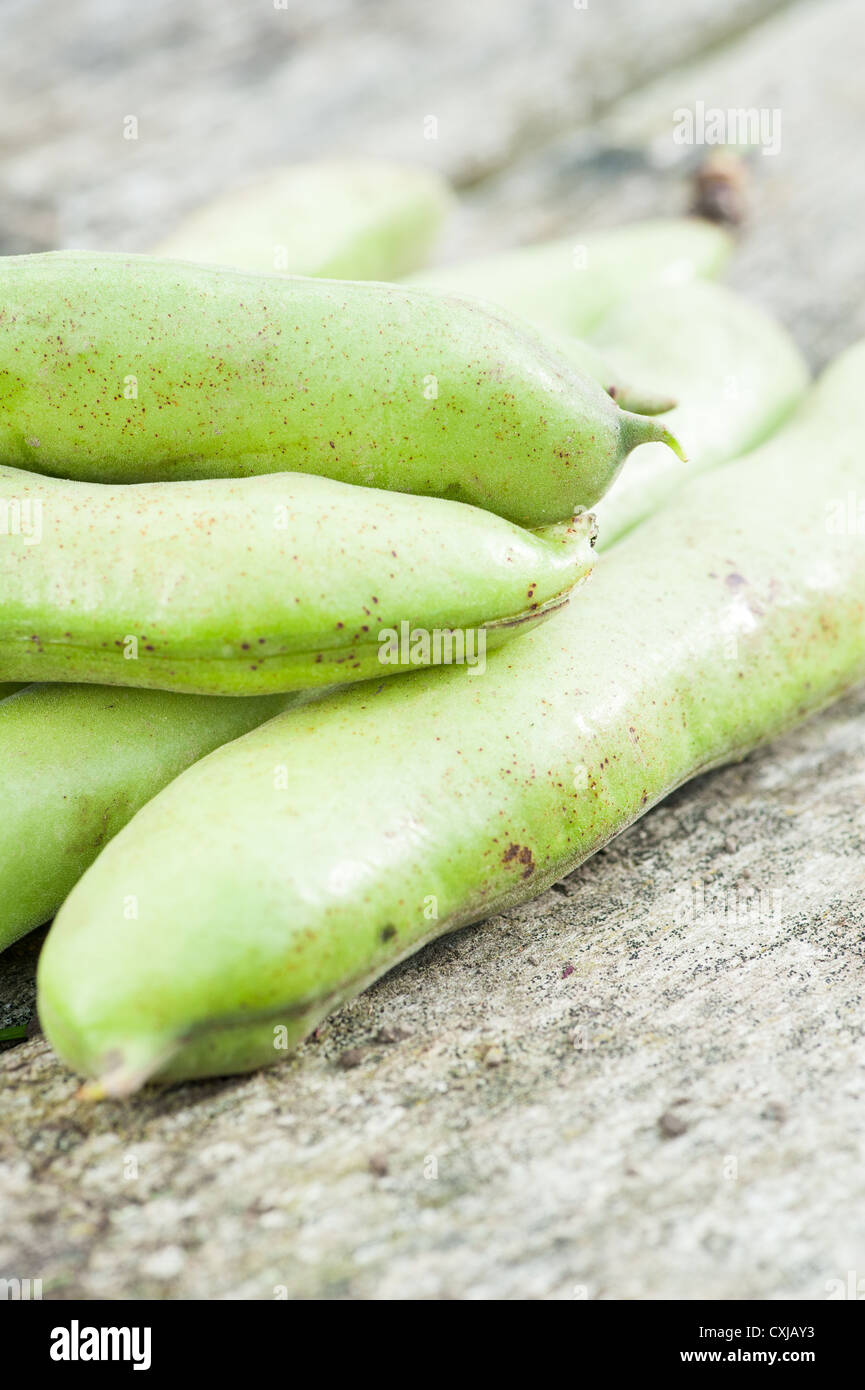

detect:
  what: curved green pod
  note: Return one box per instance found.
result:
[0,252,680,527]
[407,217,732,335]
[0,466,595,694]
[588,280,810,547]
[0,684,300,952]
[151,181,696,419]
[0,273,795,958]
[152,160,453,279]
[0,165,451,946]
[38,340,865,1093]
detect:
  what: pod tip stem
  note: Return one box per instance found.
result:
[620,409,687,463]
[658,424,688,463]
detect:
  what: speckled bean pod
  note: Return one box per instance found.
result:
[38,336,863,1095]
[0,202,721,957]
[0,467,595,693]
[0,173,455,952]
[0,252,681,526]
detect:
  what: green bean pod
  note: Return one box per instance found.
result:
[152,174,681,415]
[407,217,732,335]
[0,466,595,693]
[0,164,452,948]
[38,340,865,1093]
[152,160,452,279]
[0,279,798,956]
[0,684,300,952]
[0,252,680,526]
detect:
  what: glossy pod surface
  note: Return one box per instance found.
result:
[0,466,595,693]
[38,341,865,1092]
[0,252,678,526]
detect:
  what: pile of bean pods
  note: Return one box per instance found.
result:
[1,160,861,1096]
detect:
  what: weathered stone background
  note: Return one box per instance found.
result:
[1,0,864,1300]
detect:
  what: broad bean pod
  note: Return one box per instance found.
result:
[38,340,865,1093]
[0,467,595,693]
[0,278,800,954]
[0,252,680,526]
[0,164,455,950]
